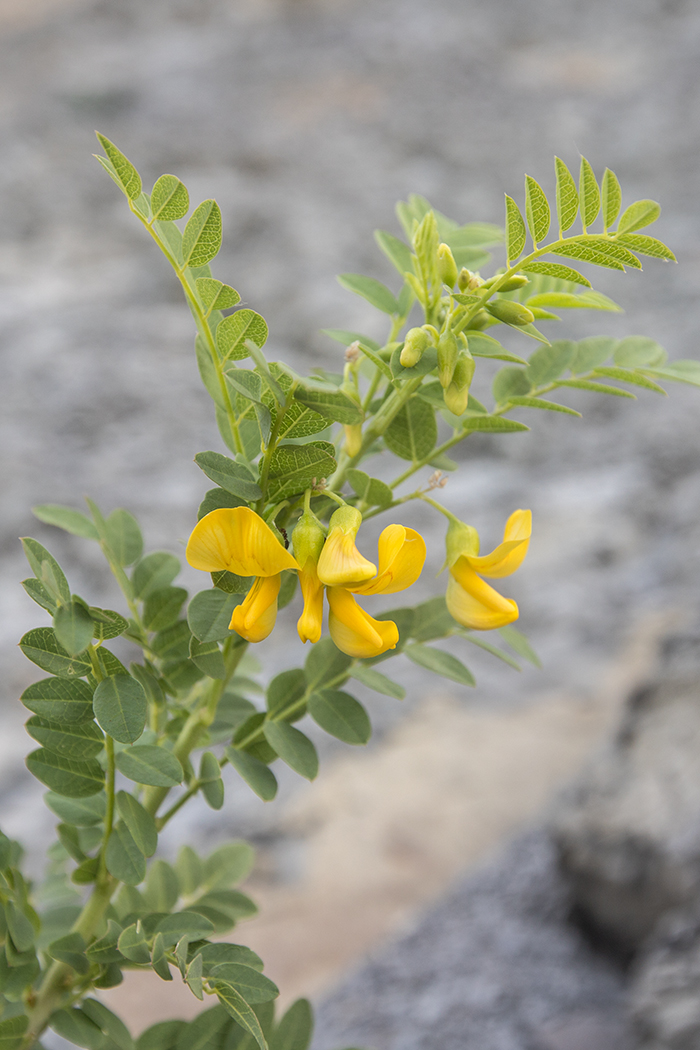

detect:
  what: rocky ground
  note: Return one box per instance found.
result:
[0,0,699,1046]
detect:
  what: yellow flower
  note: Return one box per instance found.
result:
[316,505,376,588]
[186,507,299,642]
[323,523,427,658]
[292,511,327,645]
[445,509,531,630]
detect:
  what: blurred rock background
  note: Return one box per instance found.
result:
[0,0,699,1047]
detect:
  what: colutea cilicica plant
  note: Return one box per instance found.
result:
[3,135,697,1050]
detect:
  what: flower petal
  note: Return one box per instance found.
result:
[353,525,427,595]
[447,562,519,630]
[297,563,325,645]
[317,530,376,588]
[230,574,281,643]
[187,508,299,577]
[466,509,532,578]
[327,587,399,658]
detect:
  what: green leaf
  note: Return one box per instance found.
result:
[22,576,57,614]
[96,133,141,200]
[578,157,600,229]
[143,586,188,632]
[81,999,135,1050]
[21,676,93,723]
[263,722,318,780]
[641,360,700,388]
[132,552,181,600]
[116,791,157,857]
[94,647,129,679]
[89,607,129,643]
[103,509,143,567]
[583,236,642,269]
[211,570,253,595]
[199,943,264,974]
[198,487,247,520]
[45,791,105,826]
[390,344,438,381]
[190,636,226,680]
[272,998,313,1050]
[176,846,203,896]
[520,260,590,287]
[86,919,124,965]
[225,748,278,801]
[293,388,362,425]
[266,442,337,502]
[182,200,222,268]
[212,984,268,1050]
[374,230,413,276]
[384,399,436,462]
[93,675,147,744]
[199,753,224,810]
[5,901,35,952]
[462,415,529,434]
[569,335,617,373]
[50,1007,104,1050]
[548,241,624,271]
[196,278,241,312]
[403,644,475,686]
[0,1016,28,1050]
[308,690,371,744]
[188,589,241,642]
[304,638,352,692]
[195,451,263,501]
[617,198,660,234]
[137,1022,185,1050]
[118,921,151,963]
[210,964,278,1004]
[266,669,306,721]
[349,664,404,699]
[26,716,103,759]
[155,912,215,947]
[150,175,189,221]
[492,366,532,403]
[346,469,393,508]
[527,291,621,312]
[524,175,550,244]
[175,1007,230,1050]
[46,931,89,974]
[613,335,666,367]
[601,168,622,230]
[185,952,204,1000]
[525,341,575,385]
[504,396,581,417]
[464,333,528,364]
[458,633,521,669]
[26,749,103,797]
[20,628,92,679]
[106,823,146,885]
[32,504,98,539]
[614,233,675,261]
[21,538,70,605]
[145,860,180,912]
[554,157,578,232]
[504,195,526,261]
[216,310,268,363]
[115,745,184,787]
[338,273,399,315]
[407,596,455,642]
[557,378,636,398]
[203,842,255,890]
[591,366,667,394]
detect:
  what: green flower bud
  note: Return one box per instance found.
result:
[437,243,458,288]
[483,272,529,292]
[400,327,431,368]
[443,351,475,416]
[437,329,459,389]
[465,309,491,330]
[292,511,326,570]
[486,299,535,327]
[457,268,473,292]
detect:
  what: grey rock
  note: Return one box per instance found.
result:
[312,829,635,1050]
[553,630,700,957]
[630,905,700,1050]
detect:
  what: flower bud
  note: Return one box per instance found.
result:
[457,268,473,292]
[486,299,535,327]
[437,329,459,389]
[292,511,326,570]
[465,309,491,330]
[443,351,475,415]
[482,272,529,292]
[400,327,431,368]
[343,423,363,457]
[437,243,458,288]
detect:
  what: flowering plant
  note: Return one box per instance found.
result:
[3,135,696,1050]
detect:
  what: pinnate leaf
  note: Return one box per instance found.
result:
[182,200,222,268]
[617,199,660,234]
[554,157,578,232]
[151,175,189,221]
[601,168,622,230]
[504,195,526,260]
[524,175,550,244]
[579,157,600,229]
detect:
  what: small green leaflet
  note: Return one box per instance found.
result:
[95,133,141,200]
[190,636,226,680]
[217,310,268,362]
[263,722,319,780]
[273,998,314,1050]
[195,451,263,501]
[520,261,590,287]
[591,366,666,394]
[554,157,579,233]
[265,442,337,502]
[308,690,371,745]
[0,1016,29,1050]
[188,589,240,642]
[132,552,181,600]
[601,169,622,231]
[614,233,675,261]
[579,157,600,230]
[583,237,642,269]
[504,195,526,261]
[557,378,636,399]
[25,716,104,760]
[196,277,241,311]
[212,983,268,1050]
[525,341,575,385]
[90,607,129,642]
[182,200,222,268]
[492,366,532,402]
[225,747,278,801]
[26,748,104,797]
[504,396,581,417]
[143,587,188,632]
[115,745,184,787]
[337,273,399,315]
[346,469,393,508]
[404,644,475,686]
[462,415,529,434]
[151,175,189,221]
[569,335,617,373]
[526,291,621,312]
[374,230,413,276]
[293,387,362,424]
[32,504,98,539]
[549,241,625,271]
[21,676,94,723]
[116,792,157,856]
[106,823,147,886]
[524,175,550,244]
[92,675,147,744]
[640,360,700,388]
[21,537,70,604]
[45,792,105,826]
[384,399,437,461]
[53,600,94,656]
[613,335,666,367]
[616,199,660,234]
[499,625,541,667]
[20,627,92,679]
[209,963,278,1004]
[304,638,352,692]
[350,664,405,699]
